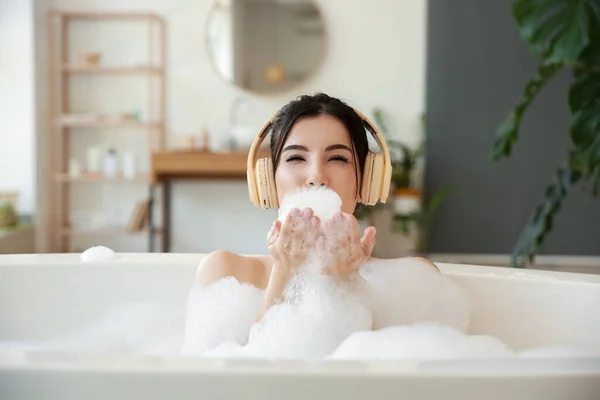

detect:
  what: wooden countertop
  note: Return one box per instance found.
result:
[151,150,269,182]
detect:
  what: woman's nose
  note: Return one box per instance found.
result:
[308,180,326,187]
[306,168,328,187]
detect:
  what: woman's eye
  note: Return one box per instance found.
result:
[285,155,304,162]
[330,155,349,163]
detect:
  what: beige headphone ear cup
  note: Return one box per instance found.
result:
[380,158,392,203]
[256,158,278,209]
[361,152,386,206]
[266,157,278,208]
[361,153,375,205]
[369,154,385,205]
[256,158,270,209]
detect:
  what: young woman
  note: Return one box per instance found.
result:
[195,93,438,318]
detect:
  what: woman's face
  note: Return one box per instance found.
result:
[274,114,360,215]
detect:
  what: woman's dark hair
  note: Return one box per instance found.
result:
[269,93,370,192]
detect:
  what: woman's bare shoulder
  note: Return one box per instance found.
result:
[411,256,440,271]
[195,250,272,289]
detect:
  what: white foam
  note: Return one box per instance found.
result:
[234,273,372,360]
[0,301,187,356]
[181,277,264,356]
[359,258,472,332]
[520,346,600,358]
[277,186,343,222]
[81,246,116,262]
[62,301,185,355]
[183,186,474,360]
[329,323,514,361]
[189,186,371,359]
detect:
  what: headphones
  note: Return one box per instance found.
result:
[247,108,392,209]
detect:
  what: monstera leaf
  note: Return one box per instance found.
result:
[495,0,600,267]
[513,0,594,62]
[569,31,600,189]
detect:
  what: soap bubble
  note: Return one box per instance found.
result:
[80,246,116,262]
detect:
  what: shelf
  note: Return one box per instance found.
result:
[151,150,270,182]
[54,173,150,183]
[47,10,166,253]
[59,227,163,237]
[52,11,163,21]
[62,65,162,74]
[55,120,162,129]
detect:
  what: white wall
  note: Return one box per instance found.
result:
[34,0,427,255]
[0,0,36,214]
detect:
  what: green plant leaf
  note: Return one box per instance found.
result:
[493,61,563,161]
[568,20,600,111]
[570,99,600,189]
[569,71,600,111]
[510,165,582,267]
[513,0,592,63]
[392,214,414,235]
[571,101,600,151]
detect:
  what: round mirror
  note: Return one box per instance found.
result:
[206,0,327,94]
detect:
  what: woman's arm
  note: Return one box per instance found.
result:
[184,250,266,356]
[259,261,292,320]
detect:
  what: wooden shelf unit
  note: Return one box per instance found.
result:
[46,10,166,252]
[59,227,163,237]
[53,173,151,183]
[61,65,163,74]
[54,119,162,129]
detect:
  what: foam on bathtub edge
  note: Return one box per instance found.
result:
[81,246,117,262]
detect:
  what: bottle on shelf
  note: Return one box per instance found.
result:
[86,147,101,176]
[69,158,81,178]
[104,148,118,178]
[123,151,136,180]
[201,126,211,152]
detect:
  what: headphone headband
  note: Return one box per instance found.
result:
[247,107,392,208]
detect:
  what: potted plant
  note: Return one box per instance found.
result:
[354,109,451,255]
[373,108,424,230]
[0,192,18,229]
[493,0,600,267]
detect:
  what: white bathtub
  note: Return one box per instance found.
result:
[1,253,599,400]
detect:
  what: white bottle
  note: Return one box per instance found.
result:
[104,148,118,178]
[123,151,136,179]
[69,158,81,177]
[86,147,101,175]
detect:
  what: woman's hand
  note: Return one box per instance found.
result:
[261,208,321,318]
[317,212,376,278]
[267,207,321,275]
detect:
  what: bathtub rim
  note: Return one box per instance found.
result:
[1,347,599,376]
[1,252,600,285]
